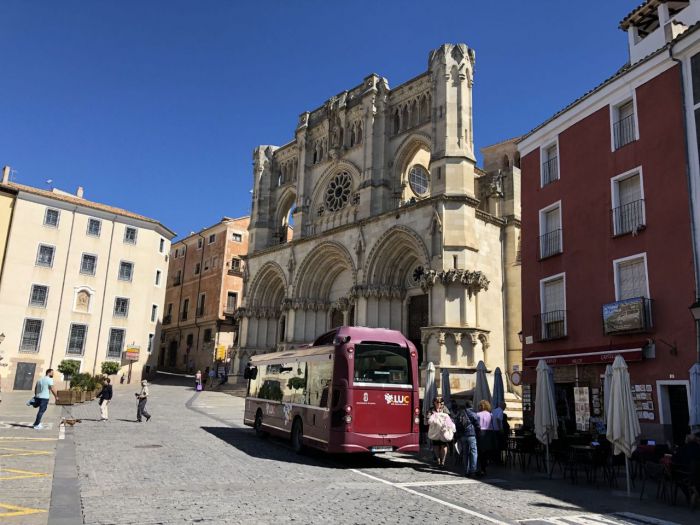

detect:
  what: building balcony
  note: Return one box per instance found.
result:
[538,229,562,260]
[163,314,172,325]
[612,199,645,236]
[533,310,568,342]
[613,114,636,149]
[223,306,237,316]
[602,297,653,336]
[542,156,559,185]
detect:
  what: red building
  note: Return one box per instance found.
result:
[518,0,700,445]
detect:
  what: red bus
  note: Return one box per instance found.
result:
[243,326,420,454]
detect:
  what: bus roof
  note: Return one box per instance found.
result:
[249,345,334,365]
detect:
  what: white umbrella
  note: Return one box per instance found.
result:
[492,367,505,408]
[603,364,613,426]
[689,363,700,431]
[534,360,558,474]
[423,362,437,418]
[606,355,641,496]
[473,360,492,410]
[441,369,452,409]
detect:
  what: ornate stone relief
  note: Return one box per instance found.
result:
[349,284,405,300]
[416,268,489,297]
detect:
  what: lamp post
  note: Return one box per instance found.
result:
[689,299,700,364]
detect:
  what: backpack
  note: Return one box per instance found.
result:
[455,409,473,436]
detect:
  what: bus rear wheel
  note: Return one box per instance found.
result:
[254,410,267,438]
[291,418,304,454]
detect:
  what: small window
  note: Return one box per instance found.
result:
[114,297,129,317]
[159,238,165,253]
[539,274,567,340]
[612,170,645,236]
[541,143,559,186]
[20,318,43,352]
[186,333,194,346]
[36,245,55,267]
[80,254,97,275]
[155,270,161,286]
[538,203,562,259]
[147,333,154,354]
[151,304,158,323]
[173,248,179,258]
[226,292,238,312]
[613,99,637,149]
[615,254,649,300]
[67,323,88,355]
[124,226,138,244]
[408,165,429,196]
[181,298,189,320]
[87,218,102,237]
[194,263,201,275]
[230,258,241,272]
[208,233,216,244]
[107,328,125,358]
[166,303,173,316]
[29,284,49,308]
[203,328,213,342]
[204,259,210,271]
[174,269,182,286]
[197,294,206,317]
[118,261,133,281]
[197,238,203,249]
[232,233,242,242]
[44,208,60,227]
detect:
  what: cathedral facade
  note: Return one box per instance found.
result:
[235,43,521,394]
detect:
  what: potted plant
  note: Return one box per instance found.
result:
[56,360,81,405]
[101,361,120,376]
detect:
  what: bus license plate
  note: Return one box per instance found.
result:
[370,446,393,453]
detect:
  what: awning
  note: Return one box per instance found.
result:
[524,342,646,368]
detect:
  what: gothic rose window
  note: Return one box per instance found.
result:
[409,165,429,196]
[325,171,352,212]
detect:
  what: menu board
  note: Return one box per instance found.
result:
[633,384,655,420]
[522,384,532,412]
[590,387,601,417]
[574,387,590,431]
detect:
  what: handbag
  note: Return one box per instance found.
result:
[196,383,203,392]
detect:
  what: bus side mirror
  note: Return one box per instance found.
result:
[244,366,257,380]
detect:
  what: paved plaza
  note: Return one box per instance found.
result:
[0,379,697,525]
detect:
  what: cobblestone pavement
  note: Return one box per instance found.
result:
[21,382,696,525]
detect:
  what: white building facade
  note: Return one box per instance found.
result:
[236,44,522,395]
[0,179,175,390]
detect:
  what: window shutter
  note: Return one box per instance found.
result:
[545,207,560,233]
[619,101,634,120]
[543,278,564,312]
[618,174,641,206]
[617,258,647,299]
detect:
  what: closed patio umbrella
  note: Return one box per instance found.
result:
[689,363,700,431]
[603,364,613,426]
[492,367,505,408]
[534,359,558,474]
[472,360,492,409]
[423,362,437,419]
[606,354,641,496]
[441,369,452,410]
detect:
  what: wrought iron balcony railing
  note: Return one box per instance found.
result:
[542,156,559,185]
[534,310,568,342]
[539,229,562,260]
[612,199,645,236]
[613,113,636,149]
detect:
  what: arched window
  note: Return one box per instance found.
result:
[502,155,510,169]
[419,95,429,123]
[401,106,409,132]
[514,152,521,169]
[393,110,401,135]
[411,100,418,128]
[357,121,363,144]
[330,309,343,329]
[350,124,356,147]
[279,315,286,342]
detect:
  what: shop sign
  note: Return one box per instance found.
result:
[603,297,648,335]
[215,345,227,360]
[574,387,590,431]
[124,345,140,361]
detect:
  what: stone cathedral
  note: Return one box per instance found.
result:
[235,43,522,396]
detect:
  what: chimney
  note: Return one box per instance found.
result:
[2,166,10,184]
[76,186,84,198]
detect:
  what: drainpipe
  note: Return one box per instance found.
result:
[49,206,78,368]
[670,42,700,363]
[175,240,187,367]
[91,215,118,374]
[193,233,206,366]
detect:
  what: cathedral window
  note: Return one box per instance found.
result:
[409,165,429,196]
[393,110,400,135]
[325,171,352,212]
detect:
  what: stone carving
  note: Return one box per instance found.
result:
[287,249,295,275]
[325,171,352,212]
[418,268,489,297]
[437,332,446,345]
[453,332,463,345]
[75,290,90,312]
[478,333,490,351]
[349,284,405,300]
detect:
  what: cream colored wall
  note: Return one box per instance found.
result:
[0,190,15,278]
[0,195,171,389]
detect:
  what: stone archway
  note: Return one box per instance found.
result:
[244,262,287,349]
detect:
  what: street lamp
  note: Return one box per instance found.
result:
[517,331,524,344]
[689,299,700,363]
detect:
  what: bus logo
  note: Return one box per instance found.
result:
[363,392,368,402]
[384,393,410,405]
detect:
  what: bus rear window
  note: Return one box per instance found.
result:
[353,344,410,385]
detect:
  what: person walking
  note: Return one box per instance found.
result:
[135,380,151,422]
[476,399,495,475]
[427,396,455,468]
[195,370,202,391]
[456,400,481,477]
[33,369,57,430]
[97,378,113,421]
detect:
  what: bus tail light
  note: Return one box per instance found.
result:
[344,405,352,425]
[414,407,420,425]
[344,414,352,424]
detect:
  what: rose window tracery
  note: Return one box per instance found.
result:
[325,171,352,212]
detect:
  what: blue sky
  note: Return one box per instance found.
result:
[0,0,640,238]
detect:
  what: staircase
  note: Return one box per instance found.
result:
[504,391,524,429]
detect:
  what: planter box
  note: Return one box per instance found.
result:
[86,391,94,401]
[55,390,74,405]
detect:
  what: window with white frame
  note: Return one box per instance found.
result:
[107,328,125,358]
[226,291,238,312]
[541,142,559,186]
[147,333,154,353]
[208,233,216,244]
[80,253,97,275]
[540,274,566,340]
[151,304,158,323]
[67,324,88,355]
[87,218,101,237]
[159,238,165,253]
[614,254,649,300]
[197,293,205,317]
[155,270,161,286]
[124,226,137,244]
[44,208,60,227]
[232,233,242,242]
[612,99,637,149]
[539,202,562,259]
[114,297,129,317]
[612,169,645,235]
[118,261,133,281]
[36,244,55,267]
[20,318,43,352]
[230,257,241,272]
[29,284,48,308]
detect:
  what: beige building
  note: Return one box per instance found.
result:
[236,43,522,399]
[160,217,249,373]
[0,169,175,391]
